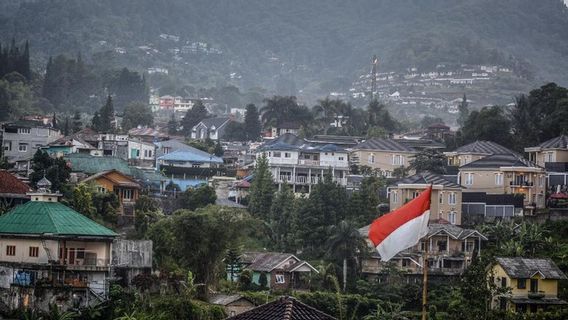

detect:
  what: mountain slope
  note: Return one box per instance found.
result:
[1,0,567,91]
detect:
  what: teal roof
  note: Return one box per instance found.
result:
[0,201,117,238]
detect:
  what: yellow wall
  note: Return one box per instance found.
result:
[390,186,462,225]
[351,150,416,176]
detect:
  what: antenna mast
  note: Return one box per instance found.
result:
[371,55,379,101]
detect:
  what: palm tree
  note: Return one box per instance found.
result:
[313,98,337,134]
[327,220,366,292]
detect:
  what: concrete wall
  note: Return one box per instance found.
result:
[390,186,462,225]
[351,150,415,177]
[111,239,153,268]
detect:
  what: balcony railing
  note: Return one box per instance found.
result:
[510,181,534,187]
[528,291,546,299]
[298,159,320,166]
[275,175,346,185]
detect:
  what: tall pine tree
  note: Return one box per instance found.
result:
[244,104,261,141]
[248,154,275,220]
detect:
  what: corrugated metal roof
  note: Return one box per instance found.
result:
[353,138,416,152]
[496,257,567,280]
[227,296,337,320]
[243,252,294,272]
[0,201,117,237]
[259,134,346,153]
[454,140,516,155]
[157,149,223,163]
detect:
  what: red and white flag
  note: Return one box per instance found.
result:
[368,186,432,261]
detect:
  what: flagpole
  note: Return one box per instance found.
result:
[422,184,433,320]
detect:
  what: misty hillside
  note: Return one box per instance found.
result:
[1,0,568,92]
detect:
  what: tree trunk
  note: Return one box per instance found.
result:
[343,258,347,292]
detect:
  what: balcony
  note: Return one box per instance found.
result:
[528,291,546,299]
[276,175,345,186]
[510,181,534,187]
[298,159,320,166]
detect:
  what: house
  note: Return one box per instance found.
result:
[458,153,546,214]
[490,257,567,313]
[257,134,349,193]
[388,171,463,225]
[462,192,525,223]
[80,170,141,216]
[525,135,568,191]
[359,223,486,279]
[0,170,31,208]
[240,252,318,291]
[227,296,336,320]
[209,294,255,317]
[128,127,169,143]
[1,120,62,174]
[45,134,101,158]
[93,134,156,167]
[444,140,516,167]
[111,239,153,287]
[350,138,417,178]
[0,178,117,311]
[267,121,301,138]
[191,117,231,140]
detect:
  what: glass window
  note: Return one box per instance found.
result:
[448,211,457,225]
[517,278,526,289]
[275,274,285,284]
[368,153,375,164]
[448,192,457,205]
[18,143,28,152]
[494,173,503,185]
[273,152,281,157]
[29,246,39,257]
[19,128,31,134]
[6,245,16,256]
[284,152,291,158]
[465,173,474,185]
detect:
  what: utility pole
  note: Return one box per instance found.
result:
[370,55,379,101]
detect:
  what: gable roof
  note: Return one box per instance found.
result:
[241,252,317,273]
[392,171,462,188]
[197,117,231,129]
[358,223,486,241]
[227,296,337,320]
[209,294,254,306]
[352,138,416,152]
[452,140,516,155]
[157,149,223,163]
[0,201,117,238]
[459,153,537,169]
[496,257,567,280]
[0,170,31,195]
[81,169,141,189]
[537,135,568,150]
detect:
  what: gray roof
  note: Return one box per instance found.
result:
[459,154,537,169]
[392,171,462,188]
[353,138,416,152]
[453,140,516,155]
[209,294,253,306]
[227,296,337,320]
[496,257,567,280]
[198,117,231,129]
[537,135,568,150]
[241,252,296,272]
[358,223,486,241]
[259,134,346,153]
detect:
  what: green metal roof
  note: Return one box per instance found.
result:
[0,201,117,238]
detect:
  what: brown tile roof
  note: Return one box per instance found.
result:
[0,170,31,195]
[227,296,337,320]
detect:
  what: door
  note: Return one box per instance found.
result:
[530,279,538,292]
[69,248,75,265]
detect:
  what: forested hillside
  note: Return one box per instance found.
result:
[1,0,567,93]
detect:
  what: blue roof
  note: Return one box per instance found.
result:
[157,149,223,164]
[259,134,345,153]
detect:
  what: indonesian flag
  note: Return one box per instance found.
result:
[368,186,432,261]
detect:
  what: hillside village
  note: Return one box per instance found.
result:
[1,77,568,319]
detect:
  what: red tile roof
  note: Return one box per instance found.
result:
[0,170,31,195]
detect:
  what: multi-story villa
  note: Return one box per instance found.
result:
[256,134,349,193]
[525,135,568,191]
[350,138,417,178]
[444,140,516,167]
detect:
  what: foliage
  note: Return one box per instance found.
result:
[347,176,384,226]
[258,272,268,289]
[29,149,71,191]
[121,102,153,131]
[0,39,31,81]
[243,103,262,141]
[92,95,115,133]
[247,154,274,219]
[106,68,148,111]
[181,185,217,211]
[147,205,250,298]
[0,76,37,121]
[167,112,178,135]
[459,106,513,148]
[408,149,447,174]
[327,220,367,292]
[267,183,297,252]
[260,96,312,128]
[92,191,120,225]
[187,138,216,154]
[181,100,208,136]
[367,100,399,134]
[223,121,248,142]
[135,195,160,213]
[457,94,469,128]
[71,183,96,218]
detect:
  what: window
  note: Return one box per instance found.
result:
[338,157,344,161]
[29,247,39,257]
[392,155,404,165]
[368,153,375,164]
[448,211,457,225]
[97,186,106,193]
[391,191,399,203]
[464,173,474,185]
[412,191,420,199]
[437,240,447,252]
[463,241,475,252]
[501,277,507,288]
[420,241,426,252]
[402,259,410,267]
[546,152,554,162]
[6,245,16,256]
[439,192,444,204]
[163,147,171,154]
[273,152,281,157]
[18,143,28,152]
[284,152,291,158]
[517,278,527,289]
[122,189,133,200]
[19,128,31,134]
[275,274,285,284]
[76,248,85,259]
[494,173,503,186]
[448,192,457,205]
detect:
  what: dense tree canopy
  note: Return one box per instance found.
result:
[121,102,153,131]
